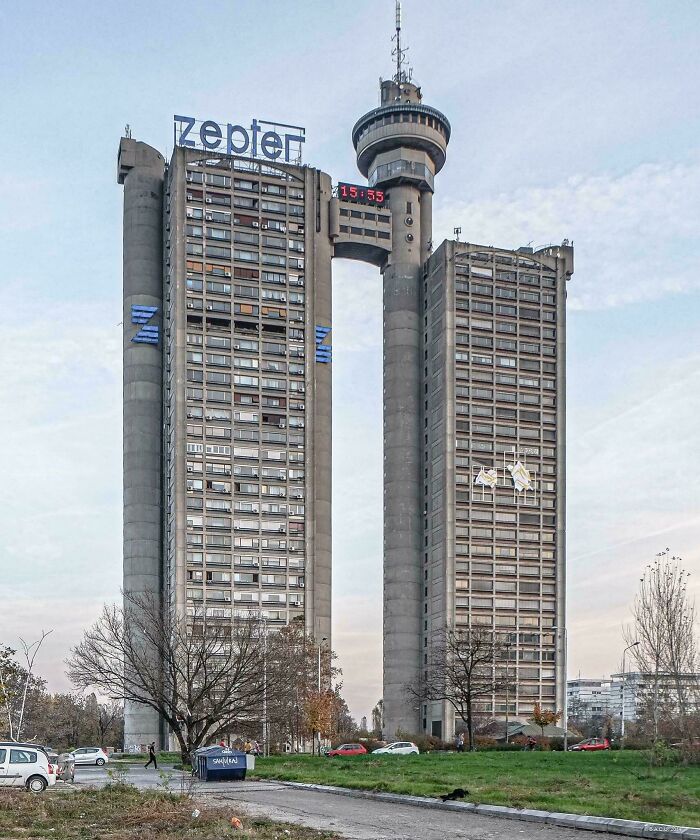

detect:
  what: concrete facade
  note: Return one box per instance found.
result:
[117,138,166,747]
[419,239,572,738]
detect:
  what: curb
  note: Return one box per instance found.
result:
[271,781,700,839]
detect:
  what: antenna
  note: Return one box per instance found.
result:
[391,1,411,84]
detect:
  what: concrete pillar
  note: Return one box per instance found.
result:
[308,170,333,645]
[118,138,165,749]
[382,182,424,737]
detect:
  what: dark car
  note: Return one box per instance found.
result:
[326,743,367,757]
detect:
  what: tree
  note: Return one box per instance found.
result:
[264,623,340,753]
[0,644,48,742]
[67,593,272,763]
[623,550,699,743]
[371,699,383,738]
[529,702,562,740]
[407,626,514,751]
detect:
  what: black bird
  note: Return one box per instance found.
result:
[440,788,468,802]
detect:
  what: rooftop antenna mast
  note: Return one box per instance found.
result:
[392,1,411,84]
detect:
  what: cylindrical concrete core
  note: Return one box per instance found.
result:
[353,81,449,739]
[118,139,165,749]
[382,183,424,738]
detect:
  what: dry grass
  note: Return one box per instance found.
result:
[0,785,340,839]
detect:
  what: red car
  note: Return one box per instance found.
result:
[569,738,610,751]
[326,743,367,757]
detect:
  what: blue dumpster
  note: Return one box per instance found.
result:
[194,746,247,782]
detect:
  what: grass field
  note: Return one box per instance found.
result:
[0,786,340,840]
[251,751,700,827]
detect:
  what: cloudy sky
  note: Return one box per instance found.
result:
[1,0,698,722]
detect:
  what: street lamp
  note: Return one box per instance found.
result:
[261,616,269,757]
[620,641,640,750]
[317,636,327,756]
[504,634,514,744]
[551,625,568,750]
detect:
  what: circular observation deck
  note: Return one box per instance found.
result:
[352,102,451,178]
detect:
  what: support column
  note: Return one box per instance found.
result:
[382,183,424,737]
[118,138,165,749]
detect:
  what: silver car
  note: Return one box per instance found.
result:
[70,747,109,766]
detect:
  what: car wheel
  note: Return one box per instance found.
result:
[96,758,105,766]
[27,776,47,793]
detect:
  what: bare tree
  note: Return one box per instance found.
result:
[623,550,698,742]
[67,593,272,763]
[265,622,340,753]
[407,626,514,750]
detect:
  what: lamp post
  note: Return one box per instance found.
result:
[317,636,327,756]
[620,641,640,750]
[261,616,269,757]
[504,633,514,744]
[562,627,568,752]
[551,625,568,750]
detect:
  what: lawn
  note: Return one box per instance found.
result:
[0,786,340,840]
[251,751,700,827]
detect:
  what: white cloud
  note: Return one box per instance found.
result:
[435,158,700,310]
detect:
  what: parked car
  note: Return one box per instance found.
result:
[0,742,56,792]
[372,741,420,755]
[569,738,610,751]
[70,747,109,766]
[326,743,367,757]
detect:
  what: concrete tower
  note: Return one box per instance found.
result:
[352,29,450,735]
[117,138,165,748]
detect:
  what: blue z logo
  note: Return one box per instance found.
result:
[315,325,331,363]
[131,305,159,345]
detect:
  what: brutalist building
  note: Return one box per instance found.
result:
[118,66,572,747]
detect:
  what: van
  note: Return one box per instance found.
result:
[0,743,56,792]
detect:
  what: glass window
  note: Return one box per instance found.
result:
[10,749,36,764]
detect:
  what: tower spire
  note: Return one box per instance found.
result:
[392,1,411,84]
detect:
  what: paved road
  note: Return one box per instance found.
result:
[74,764,623,840]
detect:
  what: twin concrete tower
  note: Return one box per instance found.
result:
[352,79,450,734]
[120,27,569,747]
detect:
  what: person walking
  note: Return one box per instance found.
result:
[144,741,158,769]
[456,733,465,753]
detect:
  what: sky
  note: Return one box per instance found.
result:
[0,0,699,723]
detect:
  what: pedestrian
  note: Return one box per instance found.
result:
[144,741,158,769]
[243,739,252,754]
[456,733,465,752]
[251,740,260,755]
[219,740,226,747]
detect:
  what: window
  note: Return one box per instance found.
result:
[10,749,36,764]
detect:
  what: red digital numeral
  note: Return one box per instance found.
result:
[367,188,375,201]
[375,190,384,203]
[340,184,348,198]
[349,186,358,199]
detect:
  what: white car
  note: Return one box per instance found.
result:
[372,741,419,755]
[0,743,56,792]
[71,747,109,766]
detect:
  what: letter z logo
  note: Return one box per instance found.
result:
[131,305,159,345]
[315,325,331,363]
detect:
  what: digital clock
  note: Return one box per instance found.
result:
[337,182,386,206]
